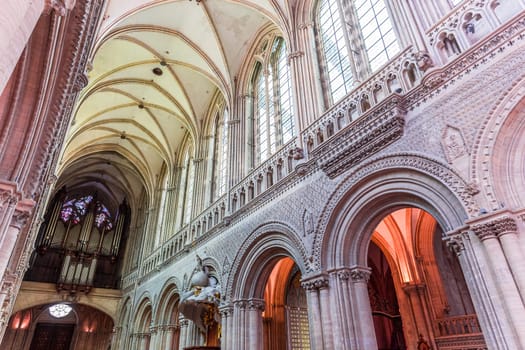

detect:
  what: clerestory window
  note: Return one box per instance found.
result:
[214,106,229,198]
[253,35,295,164]
[317,0,400,105]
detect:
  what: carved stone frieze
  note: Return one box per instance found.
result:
[313,97,406,179]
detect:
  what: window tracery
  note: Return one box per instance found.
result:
[49,304,73,318]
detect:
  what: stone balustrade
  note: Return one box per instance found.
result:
[229,138,300,215]
[434,314,482,336]
[301,46,422,156]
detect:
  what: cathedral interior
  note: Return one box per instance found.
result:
[0,0,525,349]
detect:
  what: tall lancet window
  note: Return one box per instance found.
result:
[176,146,194,227]
[184,149,194,224]
[354,0,400,71]
[214,106,229,198]
[317,0,400,104]
[253,35,295,164]
[318,0,354,103]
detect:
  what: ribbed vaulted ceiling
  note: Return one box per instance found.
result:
[58,0,289,209]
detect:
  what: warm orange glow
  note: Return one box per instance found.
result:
[372,208,438,283]
[10,311,31,330]
[263,257,294,317]
[83,319,98,333]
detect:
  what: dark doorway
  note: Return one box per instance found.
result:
[30,323,75,350]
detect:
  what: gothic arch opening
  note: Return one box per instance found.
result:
[1,303,113,350]
[368,208,482,350]
[263,257,310,350]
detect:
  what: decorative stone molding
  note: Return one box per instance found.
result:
[336,269,351,281]
[45,0,76,16]
[233,299,248,309]
[349,266,371,283]
[248,298,265,311]
[313,96,406,179]
[219,303,233,317]
[445,230,468,256]
[312,153,478,272]
[471,216,517,240]
[301,274,329,290]
[10,208,32,230]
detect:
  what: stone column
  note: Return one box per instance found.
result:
[331,269,358,349]
[471,217,525,348]
[301,273,331,350]
[178,318,189,350]
[233,299,248,350]
[446,228,520,349]
[0,0,53,93]
[219,303,234,350]
[350,266,378,350]
[247,298,265,350]
[491,217,525,299]
[288,22,323,133]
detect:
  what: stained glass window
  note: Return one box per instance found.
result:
[59,195,93,225]
[95,202,113,231]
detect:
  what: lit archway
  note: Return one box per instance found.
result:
[263,257,310,350]
[368,208,481,349]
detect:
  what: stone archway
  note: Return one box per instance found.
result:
[224,224,310,350]
[1,303,113,350]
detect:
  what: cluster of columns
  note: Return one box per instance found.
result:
[300,267,378,350]
[446,211,525,350]
[220,298,265,350]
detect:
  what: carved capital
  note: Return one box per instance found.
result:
[248,298,265,311]
[335,268,351,281]
[301,274,329,291]
[350,266,371,283]
[233,299,248,309]
[219,303,234,317]
[471,216,517,240]
[0,188,18,210]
